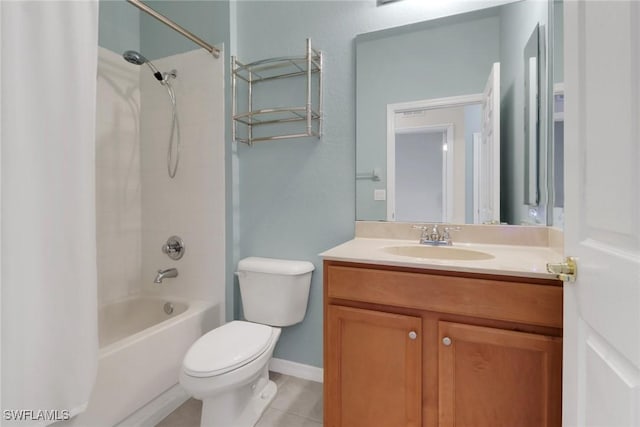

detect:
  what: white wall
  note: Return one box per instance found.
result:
[139,49,225,308]
[96,47,142,306]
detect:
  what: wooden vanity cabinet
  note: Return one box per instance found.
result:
[323,261,563,427]
[326,305,422,427]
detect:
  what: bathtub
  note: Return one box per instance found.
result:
[69,296,220,427]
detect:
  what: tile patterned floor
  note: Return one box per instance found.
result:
[156,373,323,427]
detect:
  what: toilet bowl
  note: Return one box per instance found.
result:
[180,257,314,427]
[180,321,281,427]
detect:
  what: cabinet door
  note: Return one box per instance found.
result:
[326,305,422,427]
[438,321,562,427]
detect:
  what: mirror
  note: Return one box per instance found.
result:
[356,0,557,225]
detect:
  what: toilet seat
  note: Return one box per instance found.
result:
[183,321,274,378]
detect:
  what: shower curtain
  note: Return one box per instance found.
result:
[1,1,99,425]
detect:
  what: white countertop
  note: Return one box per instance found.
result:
[320,238,564,280]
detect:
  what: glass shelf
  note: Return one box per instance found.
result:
[233,107,321,126]
[233,54,321,84]
[232,39,323,145]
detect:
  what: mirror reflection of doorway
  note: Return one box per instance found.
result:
[387,102,482,224]
[395,128,447,223]
[386,63,500,224]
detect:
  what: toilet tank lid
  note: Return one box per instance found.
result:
[238,257,315,275]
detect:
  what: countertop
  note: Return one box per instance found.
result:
[320,237,564,280]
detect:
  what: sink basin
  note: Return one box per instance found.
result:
[383,245,494,261]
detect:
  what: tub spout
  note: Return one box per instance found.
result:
[154,268,178,284]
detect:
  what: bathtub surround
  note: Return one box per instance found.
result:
[139,48,225,304]
[96,47,143,305]
[136,0,237,325]
[96,45,226,306]
[93,35,225,427]
[96,47,225,307]
[1,0,100,420]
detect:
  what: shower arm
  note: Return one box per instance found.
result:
[126,0,220,58]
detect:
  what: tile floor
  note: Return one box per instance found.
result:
[156,373,323,427]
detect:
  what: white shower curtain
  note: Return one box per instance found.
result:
[1,1,99,425]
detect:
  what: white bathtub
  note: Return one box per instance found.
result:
[69,296,219,427]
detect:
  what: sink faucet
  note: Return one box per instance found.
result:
[413,224,460,246]
[154,268,178,284]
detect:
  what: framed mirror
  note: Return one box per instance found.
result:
[355,0,556,226]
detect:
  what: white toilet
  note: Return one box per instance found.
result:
[179,257,314,427]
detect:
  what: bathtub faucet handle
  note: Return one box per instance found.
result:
[162,236,185,260]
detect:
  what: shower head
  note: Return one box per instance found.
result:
[123,50,147,66]
[122,50,164,83]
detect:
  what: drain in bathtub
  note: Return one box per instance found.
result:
[163,302,174,315]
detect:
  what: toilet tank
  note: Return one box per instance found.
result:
[237,257,314,327]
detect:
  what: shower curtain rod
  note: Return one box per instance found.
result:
[126,0,220,58]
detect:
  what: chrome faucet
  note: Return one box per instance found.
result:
[413,224,460,246]
[154,268,178,284]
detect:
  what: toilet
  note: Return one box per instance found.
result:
[179,257,314,427]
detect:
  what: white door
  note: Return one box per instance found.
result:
[480,62,500,224]
[563,1,640,426]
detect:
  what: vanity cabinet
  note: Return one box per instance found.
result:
[438,321,562,427]
[326,305,422,427]
[323,261,563,427]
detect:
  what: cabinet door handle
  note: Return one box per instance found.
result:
[442,336,452,346]
[408,331,417,340]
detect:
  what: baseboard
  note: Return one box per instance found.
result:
[269,358,323,383]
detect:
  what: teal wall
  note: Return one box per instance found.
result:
[234,1,357,368]
[234,1,513,368]
[98,0,230,60]
[140,1,230,60]
[98,0,140,52]
[355,10,501,221]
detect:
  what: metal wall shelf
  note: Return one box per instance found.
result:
[232,39,323,145]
